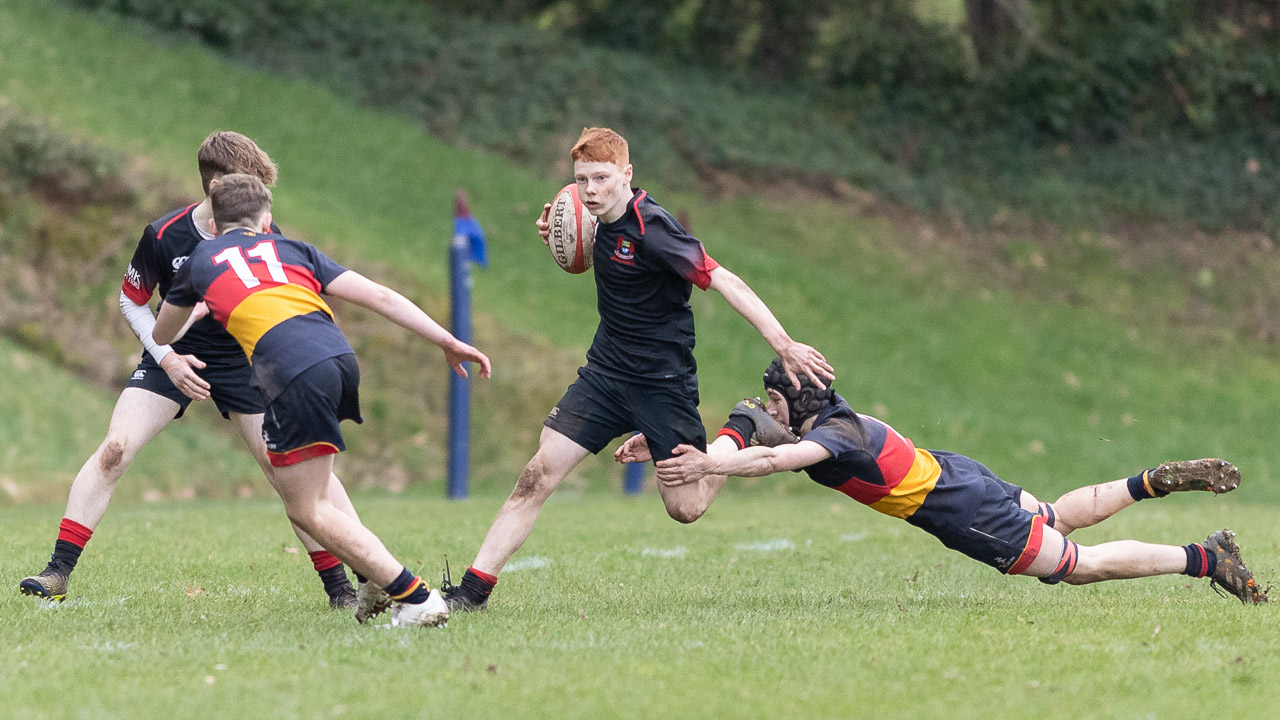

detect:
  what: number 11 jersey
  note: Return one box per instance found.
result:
[167,228,354,403]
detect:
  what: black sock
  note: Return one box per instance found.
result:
[458,568,497,604]
[1183,543,1217,578]
[355,573,368,584]
[1126,470,1165,501]
[319,564,352,597]
[47,539,84,574]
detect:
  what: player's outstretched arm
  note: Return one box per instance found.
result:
[615,433,746,465]
[654,441,832,486]
[152,301,194,346]
[151,301,212,401]
[706,267,834,389]
[325,270,492,379]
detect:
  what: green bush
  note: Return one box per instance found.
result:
[61,0,1280,232]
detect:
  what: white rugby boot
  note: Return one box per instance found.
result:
[389,588,450,628]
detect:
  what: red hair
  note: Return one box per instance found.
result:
[571,127,629,167]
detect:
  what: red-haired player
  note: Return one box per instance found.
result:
[442,127,834,612]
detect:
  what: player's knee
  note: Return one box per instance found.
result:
[665,504,702,524]
[283,505,322,534]
[97,439,131,476]
[662,496,708,524]
[511,459,555,502]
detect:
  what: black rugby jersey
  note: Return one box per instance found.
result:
[121,204,281,364]
[585,188,719,387]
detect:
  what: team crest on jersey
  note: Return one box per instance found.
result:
[613,237,637,263]
[171,255,189,271]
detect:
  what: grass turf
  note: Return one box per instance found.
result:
[2,491,1276,719]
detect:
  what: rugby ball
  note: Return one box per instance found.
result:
[547,183,596,274]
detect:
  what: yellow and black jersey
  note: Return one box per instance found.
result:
[166,228,352,402]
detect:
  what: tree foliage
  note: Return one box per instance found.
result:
[439,0,1280,139]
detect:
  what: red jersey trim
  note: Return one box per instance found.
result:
[691,249,720,291]
[633,190,648,236]
[1008,515,1046,575]
[268,441,340,467]
[121,279,153,306]
[157,203,198,240]
[717,427,747,450]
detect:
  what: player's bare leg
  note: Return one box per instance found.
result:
[617,433,724,523]
[20,389,178,600]
[473,427,590,574]
[1018,459,1240,536]
[268,453,448,625]
[230,411,361,608]
[1019,523,1266,603]
[1016,481,1137,536]
[444,427,590,612]
[657,471,726,523]
[65,389,180,528]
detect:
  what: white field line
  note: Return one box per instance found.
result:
[641,546,688,558]
[733,538,795,552]
[504,556,552,572]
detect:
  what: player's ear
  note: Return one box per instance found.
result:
[623,164,633,183]
[260,211,274,233]
[207,217,219,236]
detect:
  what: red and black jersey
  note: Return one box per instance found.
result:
[166,228,353,403]
[586,188,720,388]
[121,204,280,364]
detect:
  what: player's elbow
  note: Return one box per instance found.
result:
[708,266,740,292]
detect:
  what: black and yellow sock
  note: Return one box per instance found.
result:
[1126,470,1166,501]
[385,568,430,604]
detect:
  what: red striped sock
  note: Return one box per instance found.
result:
[308,550,342,573]
[468,567,498,586]
[58,518,93,548]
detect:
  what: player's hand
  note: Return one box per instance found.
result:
[614,434,652,464]
[443,340,492,379]
[779,342,835,390]
[730,397,798,446]
[655,444,715,486]
[160,353,210,401]
[534,203,552,247]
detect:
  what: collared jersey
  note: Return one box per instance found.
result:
[586,188,720,387]
[166,228,352,403]
[799,395,942,520]
[122,203,281,364]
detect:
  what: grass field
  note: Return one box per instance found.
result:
[2,491,1276,719]
[0,4,1277,716]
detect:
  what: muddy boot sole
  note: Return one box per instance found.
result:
[1149,459,1240,494]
